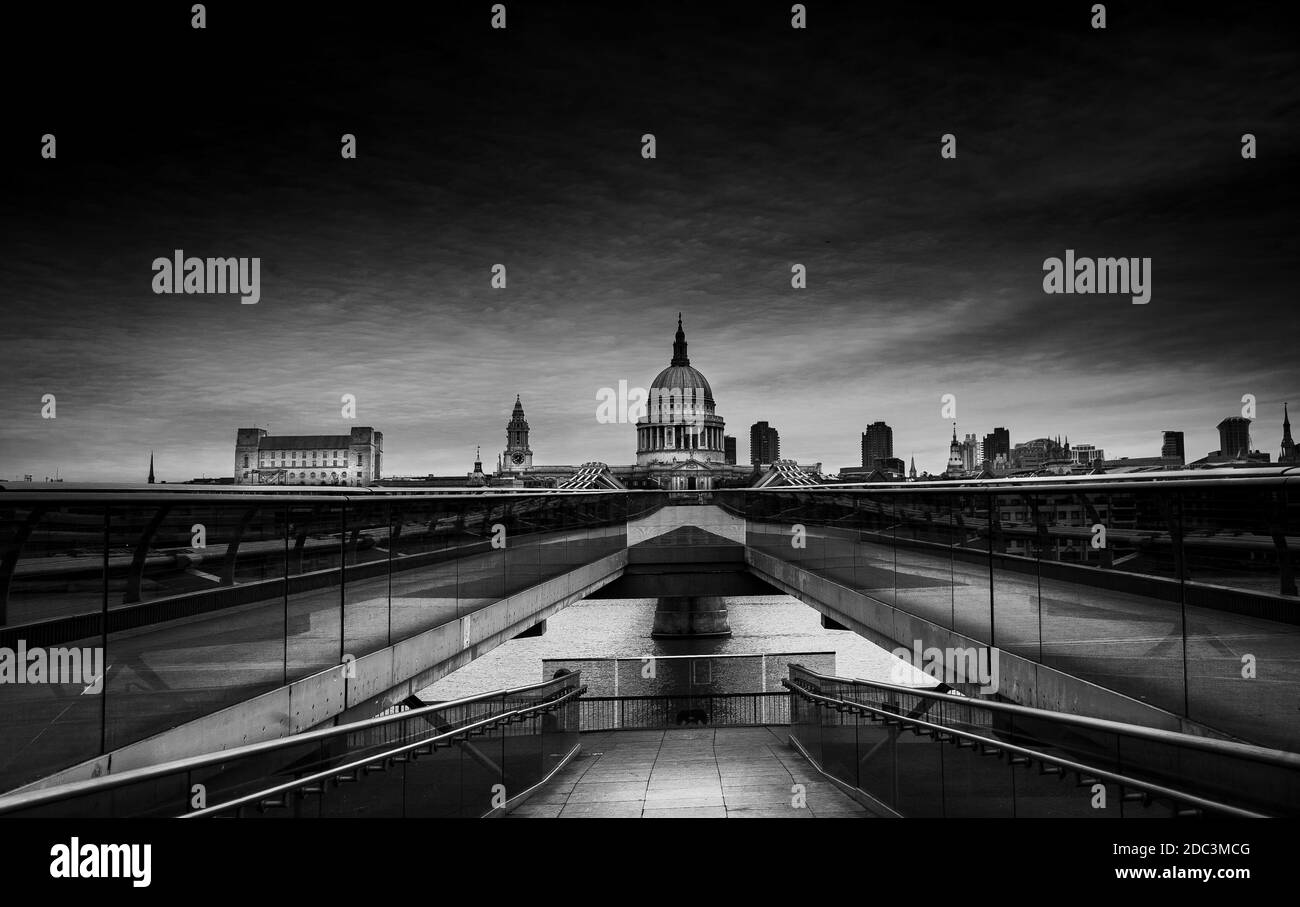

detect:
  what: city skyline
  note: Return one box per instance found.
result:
[6,349,1295,482]
[4,3,1297,482]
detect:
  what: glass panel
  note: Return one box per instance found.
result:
[951,492,993,642]
[852,495,898,606]
[103,500,288,753]
[990,491,1042,661]
[342,499,390,659]
[0,504,107,790]
[388,498,461,640]
[1179,484,1300,751]
[893,492,956,630]
[285,501,345,682]
[1036,486,1186,720]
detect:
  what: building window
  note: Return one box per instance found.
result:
[243,455,249,467]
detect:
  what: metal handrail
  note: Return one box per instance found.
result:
[0,675,581,815]
[182,685,587,818]
[783,680,1268,818]
[784,667,1300,770]
[578,691,790,700]
[719,469,1300,496]
[3,470,1294,502]
[0,488,665,503]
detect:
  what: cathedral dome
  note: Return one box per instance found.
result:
[651,364,713,400]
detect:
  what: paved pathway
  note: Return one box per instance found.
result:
[510,727,872,818]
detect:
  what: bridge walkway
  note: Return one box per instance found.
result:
[508,727,869,818]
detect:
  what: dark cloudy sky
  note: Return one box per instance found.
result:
[2,2,1297,482]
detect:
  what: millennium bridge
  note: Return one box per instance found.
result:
[0,470,1297,818]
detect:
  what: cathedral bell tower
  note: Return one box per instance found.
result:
[502,395,533,472]
[946,423,964,477]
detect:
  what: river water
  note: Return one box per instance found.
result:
[419,593,915,700]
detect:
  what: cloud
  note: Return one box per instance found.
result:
[2,3,1297,481]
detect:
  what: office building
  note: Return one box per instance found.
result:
[1161,430,1185,464]
[235,426,383,485]
[861,421,893,469]
[750,421,780,466]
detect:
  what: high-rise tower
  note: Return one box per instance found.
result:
[1217,416,1251,459]
[750,422,780,465]
[982,427,1010,466]
[861,421,893,470]
[1162,430,1186,464]
[961,433,981,472]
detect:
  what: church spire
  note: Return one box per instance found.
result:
[148,451,155,484]
[1282,402,1296,464]
[671,313,690,366]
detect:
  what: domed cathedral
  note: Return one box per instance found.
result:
[480,315,754,492]
[629,315,747,491]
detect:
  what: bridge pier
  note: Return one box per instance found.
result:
[651,595,731,638]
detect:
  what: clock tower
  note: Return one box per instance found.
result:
[502,395,533,472]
